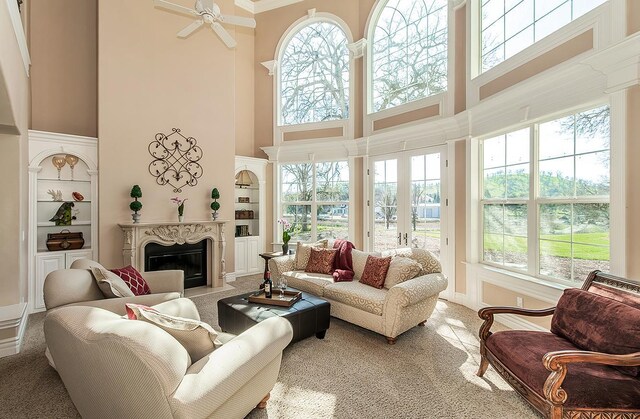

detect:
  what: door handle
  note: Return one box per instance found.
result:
[397,233,402,245]
[404,233,408,246]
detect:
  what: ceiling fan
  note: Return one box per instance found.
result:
[154,0,256,49]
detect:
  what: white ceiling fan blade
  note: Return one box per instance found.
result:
[177,20,204,38]
[154,0,197,16]
[211,22,237,48]
[219,14,256,28]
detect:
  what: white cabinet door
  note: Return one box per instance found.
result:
[247,236,260,273]
[65,249,94,267]
[235,238,248,275]
[35,253,65,310]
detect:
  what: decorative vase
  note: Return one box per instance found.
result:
[282,243,289,255]
[178,215,184,223]
[132,213,140,224]
[212,212,219,220]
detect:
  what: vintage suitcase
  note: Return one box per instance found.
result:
[46,229,85,251]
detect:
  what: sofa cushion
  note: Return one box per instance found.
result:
[283,271,335,296]
[382,248,441,276]
[295,239,329,270]
[324,282,386,316]
[305,248,338,275]
[90,267,135,298]
[486,330,640,410]
[551,288,640,377]
[384,257,422,289]
[110,265,151,296]
[126,303,221,362]
[360,255,392,289]
[352,249,380,280]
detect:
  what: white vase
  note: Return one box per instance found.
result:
[178,215,184,223]
[212,212,219,220]
[132,213,140,224]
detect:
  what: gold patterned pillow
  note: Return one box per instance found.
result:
[384,257,422,289]
[295,239,329,270]
[359,255,392,289]
[305,248,338,275]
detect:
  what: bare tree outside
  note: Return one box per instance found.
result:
[372,0,448,112]
[280,22,349,125]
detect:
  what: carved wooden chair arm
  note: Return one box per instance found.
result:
[542,350,640,406]
[477,306,556,341]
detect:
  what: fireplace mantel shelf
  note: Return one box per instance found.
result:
[118,220,229,288]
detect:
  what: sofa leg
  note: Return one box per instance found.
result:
[477,356,489,377]
[386,336,397,345]
[256,393,270,409]
[418,321,426,327]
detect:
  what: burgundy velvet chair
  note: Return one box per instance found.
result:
[477,270,640,419]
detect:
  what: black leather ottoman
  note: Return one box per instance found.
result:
[217,289,330,344]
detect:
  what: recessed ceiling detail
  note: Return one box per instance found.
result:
[235,0,304,14]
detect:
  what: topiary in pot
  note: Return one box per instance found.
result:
[130,185,143,223]
[211,188,220,220]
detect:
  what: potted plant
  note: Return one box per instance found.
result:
[171,197,187,222]
[211,188,220,220]
[130,185,143,223]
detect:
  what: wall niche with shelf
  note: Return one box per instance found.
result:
[28,131,98,312]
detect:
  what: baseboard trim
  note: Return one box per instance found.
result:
[479,303,548,332]
[0,302,29,358]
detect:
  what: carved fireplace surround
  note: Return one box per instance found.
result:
[118,221,228,288]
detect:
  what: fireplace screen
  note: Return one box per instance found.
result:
[144,241,207,289]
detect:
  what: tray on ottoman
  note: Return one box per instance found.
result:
[218,289,330,344]
[248,290,301,307]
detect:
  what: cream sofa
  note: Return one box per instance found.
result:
[44,298,293,419]
[269,247,448,344]
[44,258,184,315]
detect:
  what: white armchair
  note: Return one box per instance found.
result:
[43,258,184,315]
[44,298,293,419]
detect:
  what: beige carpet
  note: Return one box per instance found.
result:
[0,274,540,418]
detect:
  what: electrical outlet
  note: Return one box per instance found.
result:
[516,297,524,308]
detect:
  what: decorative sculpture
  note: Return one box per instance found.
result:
[49,202,75,226]
[148,128,203,193]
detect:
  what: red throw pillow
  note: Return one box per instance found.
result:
[359,255,392,289]
[305,248,338,275]
[110,265,151,296]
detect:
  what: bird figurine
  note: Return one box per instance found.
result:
[49,202,75,226]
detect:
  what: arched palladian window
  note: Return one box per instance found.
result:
[280,21,350,126]
[371,0,448,113]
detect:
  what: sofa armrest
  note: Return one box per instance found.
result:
[386,273,448,308]
[170,316,293,417]
[478,306,556,341]
[61,292,182,315]
[268,255,296,280]
[542,350,640,405]
[143,270,184,296]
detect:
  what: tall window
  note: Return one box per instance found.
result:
[280,22,350,125]
[481,105,610,283]
[280,161,350,242]
[371,0,448,112]
[481,0,607,72]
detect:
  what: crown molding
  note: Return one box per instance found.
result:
[235,0,303,14]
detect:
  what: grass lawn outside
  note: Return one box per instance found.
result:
[484,232,609,261]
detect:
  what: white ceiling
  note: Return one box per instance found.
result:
[235,0,304,14]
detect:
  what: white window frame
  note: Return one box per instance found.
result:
[363,0,457,136]
[477,99,625,286]
[276,159,354,244]
[271,13,356,145]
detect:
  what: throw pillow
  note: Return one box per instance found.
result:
[110,265,151,296]
[90,266,135,298]
[359,255,392,289]
[352,249,381,280]
[126,303,221,362]
[384,257,422,289]
[295,239,329,270]
[305,248,338,275]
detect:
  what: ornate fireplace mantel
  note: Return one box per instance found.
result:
[118,221,228,288]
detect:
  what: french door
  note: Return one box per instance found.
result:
[369,146,448,261]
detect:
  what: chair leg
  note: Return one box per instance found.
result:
[386,336,397,345]
[477,356,489,377]
[256,393,270,409]
[418,321,426,327]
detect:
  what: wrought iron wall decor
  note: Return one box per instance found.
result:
[148,128,203,193]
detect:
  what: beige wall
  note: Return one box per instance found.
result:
[0,1,29,307]
[234,6,256,157]
[454,140,466,294]
[482,282,553,329]
[627,86,640,280]
[29,0,97,138]
[98,0,240,271]
[629,0,640,35]
[454,5,466,114]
